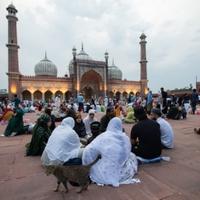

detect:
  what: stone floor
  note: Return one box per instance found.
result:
[0,112,200,200]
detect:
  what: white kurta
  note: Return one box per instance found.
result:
[83,110,97,135]
[55,96,61,108]
[82,117,138,187]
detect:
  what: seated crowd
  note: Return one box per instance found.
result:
[1,92,178,187]
[22,103,174,187]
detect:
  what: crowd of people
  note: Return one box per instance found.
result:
[0,87,199,187]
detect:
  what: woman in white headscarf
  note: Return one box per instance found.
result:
[41,117,82,166]
[82,117,138,187]
[83,109,97,136]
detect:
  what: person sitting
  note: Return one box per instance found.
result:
[41,117,83,166]
[82,117,138,187]
[114,103,121,117]
[74,113,87,138]
[45,107,56,132]
[83,109,97,136]
[66,105,76,119]
[124,106,136,123]
[87,121,101,144]
[167,105,186,120]
[131,107,162,159]
[0,105,14,124]
[150,108,174,149]
[4,105,25,137]
[26,114,51,156]
[99,107,115,133]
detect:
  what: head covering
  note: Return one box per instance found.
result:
[67,105,72,109]
[38,114,50,127]
[40,113,50,121]
[42,117,80,165]
[90,121,101,132]
[82,117,135,187]
[89,109,95,115]
[151,108,162,117]
[61,117,75,128]
[107,117,122,133]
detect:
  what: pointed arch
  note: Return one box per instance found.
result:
[22,90,31,101]
[44,90,53,102]
[33,90,42,101]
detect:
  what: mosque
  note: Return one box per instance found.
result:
[6,3,148,102]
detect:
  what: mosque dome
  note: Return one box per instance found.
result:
[76,45,92,60]
[35,53,57,77]
[108,60,123,80]
[69,44,92,75]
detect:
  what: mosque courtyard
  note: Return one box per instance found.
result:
[0,112,200,200]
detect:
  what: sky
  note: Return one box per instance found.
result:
[0,0,200,93]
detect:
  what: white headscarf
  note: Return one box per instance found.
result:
[41,117,80,165]
[60,117,75,128]
[82,117,137,187]
[106,117,122,133]
[83,109,97,134]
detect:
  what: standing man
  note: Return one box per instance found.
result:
[54,95,61,109]
[161,88,168,114]
[191,89,199,114]
[13,94,20,108]
[77,93,84,112]
[146,88,153,114]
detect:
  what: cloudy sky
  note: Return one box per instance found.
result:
[0,0,200,92]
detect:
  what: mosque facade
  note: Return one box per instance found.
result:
[6,4,148,102]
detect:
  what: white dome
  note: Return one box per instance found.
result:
[108,60,122,80]
[69,45,92,75]
[76,46,92,60]
[35,53,57,77]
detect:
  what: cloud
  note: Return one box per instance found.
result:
[0,0,200,93]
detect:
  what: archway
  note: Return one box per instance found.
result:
[55,90,63,99]
[44,90,53,102]
[115,91,121,100]
[33,90,42,101]
[109,91,114,98]
[82,86,93,101]
[22,90,31,101]
[80,70,103,101]
[65,91,72,101]
[122,91,128,98]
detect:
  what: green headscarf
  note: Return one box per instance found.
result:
[37,114,51,127]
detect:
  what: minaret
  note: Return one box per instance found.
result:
[104,51,109,97]
[140,33,147,80]
[139,33,148,94]
[6,3,21,98]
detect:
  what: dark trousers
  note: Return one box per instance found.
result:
[78,102,84,112]
[63,158,82,166]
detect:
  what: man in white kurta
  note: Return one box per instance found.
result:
[150,108,174,148]
[54,95,61,109]
[82,117,138,187]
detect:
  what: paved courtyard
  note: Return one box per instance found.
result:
[0,112,200,200]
